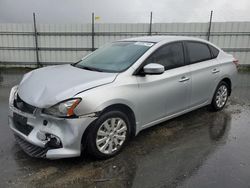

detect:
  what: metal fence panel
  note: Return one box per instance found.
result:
[0,22,250,66]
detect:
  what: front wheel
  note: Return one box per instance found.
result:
[86,110,130,159]
[210,81,229,111]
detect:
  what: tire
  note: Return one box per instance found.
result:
[86,110,130,159]
[210,81,229,111]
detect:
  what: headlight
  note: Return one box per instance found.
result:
[43,98,81,118]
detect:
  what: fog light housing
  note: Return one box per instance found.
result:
[46,134,62,148]
[37,131,62,148]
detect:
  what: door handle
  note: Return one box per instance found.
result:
[179,76,190,82]
[212,68,220,74]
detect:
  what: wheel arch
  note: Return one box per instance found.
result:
[220,77,232,96]
[81,103,137,150]
[100,103,137,137]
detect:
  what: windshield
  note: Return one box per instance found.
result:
[74,41,154,72]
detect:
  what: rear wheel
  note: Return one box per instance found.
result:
[210,81,229,111]
[86,110,130,159]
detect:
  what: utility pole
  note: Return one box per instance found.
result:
[149,11,153,36]
[33,12,41,67]
[207,10,213,41]
[91,12,95,51]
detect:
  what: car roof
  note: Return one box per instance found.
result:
[120,35,209,44]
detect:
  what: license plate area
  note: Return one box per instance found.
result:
[13,113,33,136]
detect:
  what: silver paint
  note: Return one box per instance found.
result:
[8,36,238,159]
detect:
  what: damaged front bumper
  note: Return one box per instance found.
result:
[8,86,97,159]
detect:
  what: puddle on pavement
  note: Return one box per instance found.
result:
[0,69,249,188]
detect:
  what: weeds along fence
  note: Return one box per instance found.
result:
[0,18,250,67]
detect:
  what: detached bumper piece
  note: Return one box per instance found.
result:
[14,134,48,158]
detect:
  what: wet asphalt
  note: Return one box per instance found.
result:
[0,68,250,188]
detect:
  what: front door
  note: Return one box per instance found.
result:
[135,42,191,127]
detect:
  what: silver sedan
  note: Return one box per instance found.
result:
[8,36,238,159]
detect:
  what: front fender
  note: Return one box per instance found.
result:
[94,98,136,114]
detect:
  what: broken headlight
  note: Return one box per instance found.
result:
[43,98,81,118]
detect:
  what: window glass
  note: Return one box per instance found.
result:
[74,41,153,72]
[186,42,212,63]
[145,42,185,70]
[209,45,219,58]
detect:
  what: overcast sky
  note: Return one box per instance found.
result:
[0,0,250,23]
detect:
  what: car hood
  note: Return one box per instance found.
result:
[18,64,118,108]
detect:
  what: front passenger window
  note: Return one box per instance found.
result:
[145,42,185,70]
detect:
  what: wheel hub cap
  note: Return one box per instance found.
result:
[96,117,127,154]
[215,85,228,108]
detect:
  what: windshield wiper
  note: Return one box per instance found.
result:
[79,65,104,72]
[71,60,82,66]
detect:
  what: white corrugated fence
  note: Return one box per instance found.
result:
[0,22,249,66]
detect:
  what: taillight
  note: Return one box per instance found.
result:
[233,58,239,69]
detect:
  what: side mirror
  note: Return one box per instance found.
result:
[143,63,165,75]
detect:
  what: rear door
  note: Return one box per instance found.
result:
[185,41,220,108]
[136,42,191,127]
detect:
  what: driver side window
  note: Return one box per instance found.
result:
[145,42,185,70]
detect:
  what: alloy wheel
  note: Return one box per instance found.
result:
[215,85,228,108]
[96,117,127,154]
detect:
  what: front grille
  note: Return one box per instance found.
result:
[14,94,36,114]
[14,134,48,158]
[13,113,33,136]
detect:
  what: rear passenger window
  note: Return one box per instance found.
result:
[209,45,219,58]
[145,42,185,70]
[186,42,212,64]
